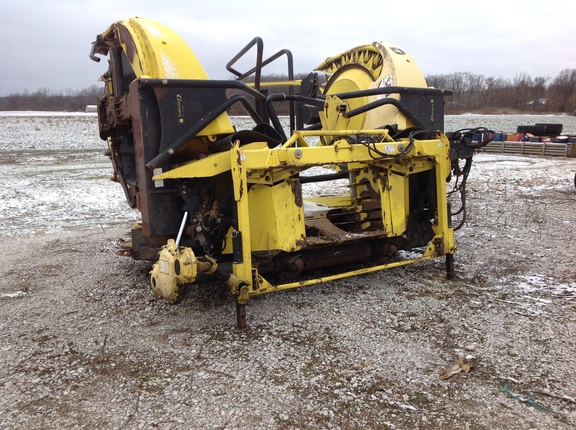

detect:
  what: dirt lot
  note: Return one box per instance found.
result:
[1,153,576,429]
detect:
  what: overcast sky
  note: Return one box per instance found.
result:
[1,0,575,96]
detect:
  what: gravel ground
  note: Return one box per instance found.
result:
[1,151,576,429]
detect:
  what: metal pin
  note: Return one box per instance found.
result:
[176,212,188,246]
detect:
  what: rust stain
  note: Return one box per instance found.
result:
[117,26,137,63]
[154,87,170,100]
[291,180,303,207]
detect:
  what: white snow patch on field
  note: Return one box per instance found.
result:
[1,112,575,239]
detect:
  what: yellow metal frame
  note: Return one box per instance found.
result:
[155,130,455,304]
[94,17,458,325]
[98,17,234,137]
[317,42,428,131]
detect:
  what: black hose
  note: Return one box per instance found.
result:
[146,94,262,170]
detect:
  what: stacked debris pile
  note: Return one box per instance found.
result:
[481,123,576,157]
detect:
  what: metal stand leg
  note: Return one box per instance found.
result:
[446,253,455,280]
[236,302,247,329]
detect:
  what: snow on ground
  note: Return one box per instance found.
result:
[1,113,576,429]
[1,113,575,236]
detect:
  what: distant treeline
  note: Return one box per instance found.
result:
[427,69,576,114]
[0,85,105,112]
[2,69,575,115]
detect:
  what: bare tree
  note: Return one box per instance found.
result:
[548,69,576,113]
[1,70,575,115]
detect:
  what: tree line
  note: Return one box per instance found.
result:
[1,69,575,115]
[0,85,105,112]
[426,69,576,114]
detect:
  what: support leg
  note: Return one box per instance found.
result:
[446,253,455,280]
[236,302,247,329]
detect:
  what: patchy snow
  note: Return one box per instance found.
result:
[1,113,575,238]
[0,111,97,117]
[1,112,576,429]
[0,291,27,298]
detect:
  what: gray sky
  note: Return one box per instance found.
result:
[1,0,575,96]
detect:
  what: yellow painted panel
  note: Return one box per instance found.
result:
[386,171,408,235]
[248,181,305,252]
